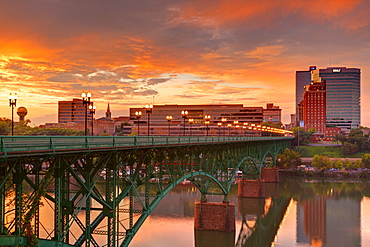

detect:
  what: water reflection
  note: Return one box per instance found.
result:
[131,178,370,247]
[9,177,370,246]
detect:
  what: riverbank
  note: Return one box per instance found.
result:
[279,168,370,178]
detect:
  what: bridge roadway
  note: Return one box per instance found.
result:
[0,136,292,247]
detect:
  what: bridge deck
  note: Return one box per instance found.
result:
[0,136,292,159]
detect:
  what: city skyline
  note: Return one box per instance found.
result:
[1,1,370,127]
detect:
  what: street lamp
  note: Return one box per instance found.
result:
[145,104,153,136]
[89,105,96,136]
[233,120,239,136]
[166,115,172,136]
[217,122,222,136]
[181,110,188,136]
[8,93,18,136]
[135,111,142,136]
[188,118,194,136]
[205,121,210,136]
[222,118,227,136]
[81,91,91,136]
[204,115,211,136]
[227,123,232,136]
[243,122,248,136]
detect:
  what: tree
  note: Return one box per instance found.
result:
[292,127,313,145]
[0,118,11,135]
[333,134,347,145]
[276,148,302,169]
[332,159,344,170]
[362,153,370,168]
[312,155,332,170]
[261,121,284,129]
[341,142,358,155]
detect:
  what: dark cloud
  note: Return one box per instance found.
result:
[147,78,171,85]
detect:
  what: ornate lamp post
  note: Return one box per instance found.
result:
[205,120,210,136]
[188,118,194,136]
[81,91,91,136]
[8,93,18,136]
[217,122,222,136]
[221,118,227,136]
[135,111,142,136]
[243,122,248,136]
[233,120,239,136]
[145,104,153,136]
[181,110,188,136]
[204,115,211,136]
[227,123,232,136]
[89,105,96,136]
[166,115,172,136]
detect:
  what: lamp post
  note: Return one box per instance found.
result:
[217,122,222,136]
[227,123,232,136]
[204,115,211,136]
[89,105,96,136]
[166,115,172,136]
[81,91,91,136]
[243,122,248,136]
[145,104,153,136]
[8,93,18,136]
[135,111,142,136]
[188,118,194,136]
[221,118,227,136]
[205,121,210,136]
[233,120,238,136]
[181,110,188,136]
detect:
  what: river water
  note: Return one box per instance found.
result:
[129,177,370,247]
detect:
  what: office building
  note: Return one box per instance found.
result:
[263,103,282,123]
[58,98,93,123]
[303,80,326,134]
[295,66,317,125]
[318,67,361,132]
[129,104,277,136]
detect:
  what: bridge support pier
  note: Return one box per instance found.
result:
[238,179,265,198]
[261,167,279,183]
[194,201,235,232]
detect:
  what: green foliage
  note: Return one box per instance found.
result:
[261,121,283,129]
[361,153,370,168]
[297,145,366,158]
[335,129,370,155]
[308,127,317,134]
[312,154,332,170]
[341,142,359,155]
[292,127,313,145]
[332,159,344,169]
[276,148,302,168]
[0,117,12,135]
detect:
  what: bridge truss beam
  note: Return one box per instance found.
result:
[0,138,291,246]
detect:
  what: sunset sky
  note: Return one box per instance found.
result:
[1,0,370,126]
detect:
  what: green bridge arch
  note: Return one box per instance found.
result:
[0,136,292,247]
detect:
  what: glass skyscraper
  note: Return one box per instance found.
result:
[319,67,361,132]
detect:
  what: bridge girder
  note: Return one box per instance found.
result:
[0,138,291,246]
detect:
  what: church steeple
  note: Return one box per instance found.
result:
[106,103,112,119]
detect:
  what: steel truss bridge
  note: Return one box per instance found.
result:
[0,136,292,247]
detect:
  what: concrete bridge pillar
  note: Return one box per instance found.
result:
[194,201,235,232]
[238,197,265,217]
[238,179,265,198]
[261,167,279,183]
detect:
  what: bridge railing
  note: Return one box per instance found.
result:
[0,136,292,158]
